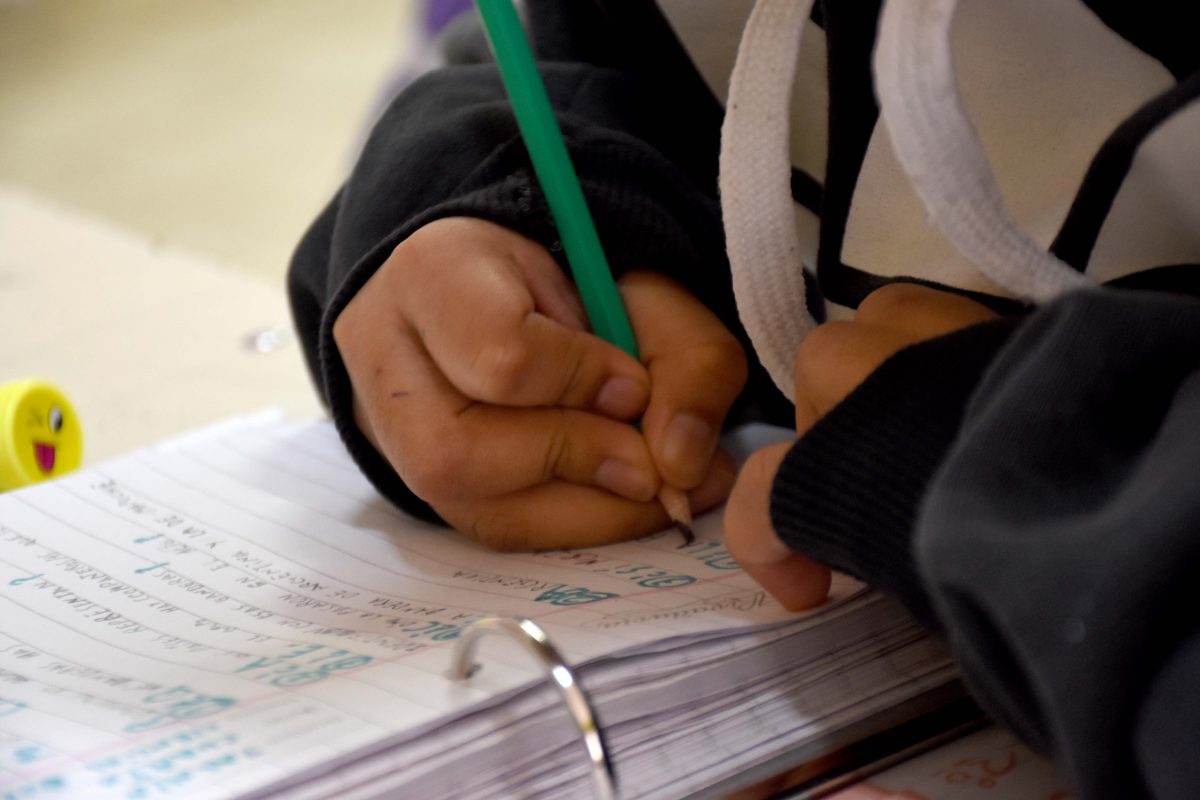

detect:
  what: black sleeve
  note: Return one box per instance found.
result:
[287,1,789,519]
[770,287,1200,800]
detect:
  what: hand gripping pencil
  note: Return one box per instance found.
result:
[475,0,694,543]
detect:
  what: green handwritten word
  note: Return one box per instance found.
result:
[534,584,618,606]
[612,565,696,588]
[0,699,26,717]
[1,774,66,800]
[386,619,464,641]
[539,551,697,588]
[13,745,44,765]
[124,687,235,734]
[234,644,371,687]
[82,726,261,799]
[680,542,740,570]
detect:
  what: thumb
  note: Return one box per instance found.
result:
[618,271,748,489]
[724,442,832,611]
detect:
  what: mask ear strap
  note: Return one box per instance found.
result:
[720,0,818,402]
[874,0,1090,303]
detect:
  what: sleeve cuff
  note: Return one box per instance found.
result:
[769,317,1020,626]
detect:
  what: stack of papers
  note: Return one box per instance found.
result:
[0,413,959,799]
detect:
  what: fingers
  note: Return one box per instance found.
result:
[619,271,749,490]
[334,219,750,550]
[406,406,663,508]
[333,219,672,549]
[724,443,832,610]
[398,218,650,419]
[451,453,738,552]
[348,307,662,506]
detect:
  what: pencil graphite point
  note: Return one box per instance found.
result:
[657,485,694,546]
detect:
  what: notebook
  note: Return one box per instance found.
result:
[0,411,966,799]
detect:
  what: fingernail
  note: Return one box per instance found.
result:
[595,376,646,419]
[595,459,658,502]
[662,413,716,483]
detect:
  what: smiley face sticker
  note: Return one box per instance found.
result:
[0,379,83,491]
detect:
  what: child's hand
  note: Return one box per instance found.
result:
[723,284,998,609]
[333,217,745,550]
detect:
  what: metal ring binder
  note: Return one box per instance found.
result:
[450,616,616,800]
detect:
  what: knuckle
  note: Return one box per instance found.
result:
[471,337,537,401]
[855,282,928,322]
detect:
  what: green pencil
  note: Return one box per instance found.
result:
[475,0,693,542]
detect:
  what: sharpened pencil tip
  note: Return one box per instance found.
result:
[656,484,693,546]
[673,520,695,547]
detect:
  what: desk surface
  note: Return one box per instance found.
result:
[0,187,1069,800]
[0,187,321,464]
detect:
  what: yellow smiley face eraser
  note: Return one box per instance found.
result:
[0,378,83,491]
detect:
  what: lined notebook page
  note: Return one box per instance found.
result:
[0,413,854,799]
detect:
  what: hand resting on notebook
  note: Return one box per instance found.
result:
[332,217,745,550]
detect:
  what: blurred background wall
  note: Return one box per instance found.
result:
[0,0,414,285]
[0,1,492,461]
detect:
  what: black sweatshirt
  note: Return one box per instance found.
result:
[288,2,1200,797]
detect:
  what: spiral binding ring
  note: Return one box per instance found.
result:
[450,616,616,800]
